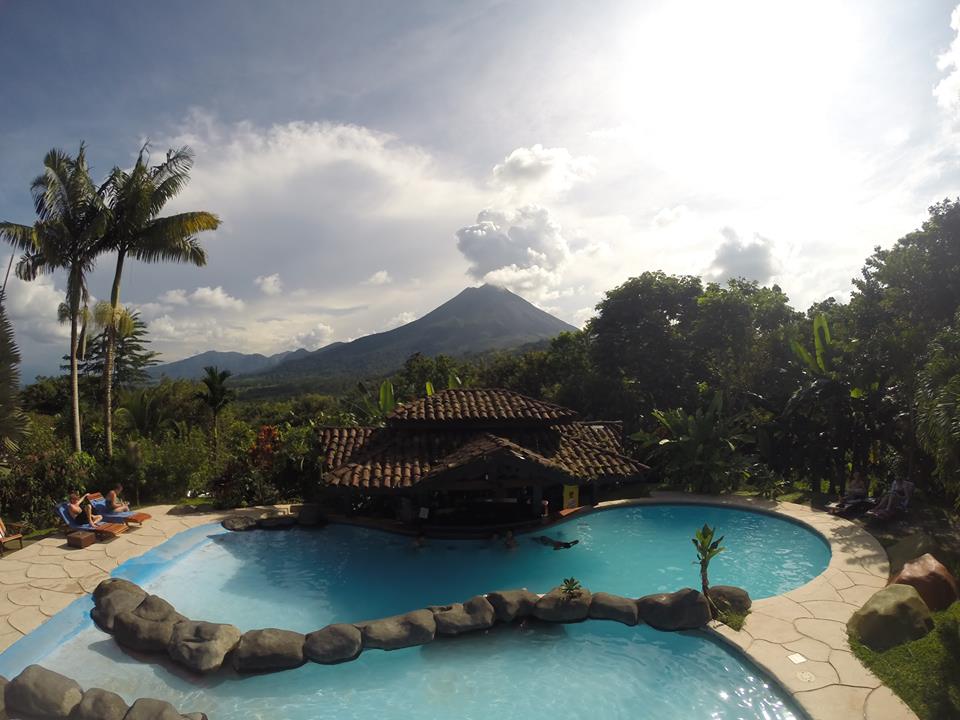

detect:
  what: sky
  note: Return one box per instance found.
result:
[2,0,960,380]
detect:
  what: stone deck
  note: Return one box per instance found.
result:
[0,497,918,720]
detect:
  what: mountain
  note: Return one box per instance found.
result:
[150,285,577,388]
[148,347,332,380]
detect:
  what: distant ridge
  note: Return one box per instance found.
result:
[150,284,577,386]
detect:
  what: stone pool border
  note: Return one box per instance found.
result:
[0,495,917,720]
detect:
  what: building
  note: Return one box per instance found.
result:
[317,388,647,528]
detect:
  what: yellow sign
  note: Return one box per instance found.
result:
[562,484,579,509]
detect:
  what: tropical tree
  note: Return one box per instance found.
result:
[692,524,725,616]
[99,146,219,458]
[0,145,108,452]
[196,366,235,456]
[0,300,28,466]
[80,309,158,390]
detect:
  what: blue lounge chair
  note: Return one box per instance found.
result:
[55,502,127,539]
[89,496,152,526]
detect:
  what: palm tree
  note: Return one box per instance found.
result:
[99,146,220,458]
[0,145,108,453]
[0,300,28,466]
[196,366,234,457]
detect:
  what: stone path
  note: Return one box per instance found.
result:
[0,497,918,720]
[600,494,917,720]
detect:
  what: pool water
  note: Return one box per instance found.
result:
[1,504,825,719]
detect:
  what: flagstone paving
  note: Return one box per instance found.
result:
[0,496,919,720]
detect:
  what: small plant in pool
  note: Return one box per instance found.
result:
[692,524,725,616]
[560,577,582,599]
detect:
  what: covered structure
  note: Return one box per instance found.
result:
[317,388,647,527]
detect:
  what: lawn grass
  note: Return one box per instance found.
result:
[850,601,960,719]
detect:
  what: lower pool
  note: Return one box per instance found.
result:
[0,503,826,719]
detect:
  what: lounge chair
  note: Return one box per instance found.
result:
[826,496,875,518]
[88,493,152,526]
[54,502,128,540]
[865,481,914,523]
[0,520,25,556]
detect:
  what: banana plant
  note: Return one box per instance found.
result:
[692,524,725,615]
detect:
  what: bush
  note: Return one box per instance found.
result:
[0,416,97,529]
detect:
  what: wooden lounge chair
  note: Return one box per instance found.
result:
[54,503,128,541]
[88,493,152,526]
[0,520,25,556]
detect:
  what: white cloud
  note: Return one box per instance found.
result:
[456,206,570,279]
[382,311,417,330]
[935,5,960,114]
[189,286,245,311]
[363,270,392,286]
[3,272,68,344]
[704,228,781,285]
[255,273,283,296]
[289,322,334,350]
[492,144,593,200]
[652,205,691,228]
[159,289,188,305]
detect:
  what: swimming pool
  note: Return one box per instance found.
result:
[1,503,828,719]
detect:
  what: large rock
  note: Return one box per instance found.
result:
[92,579,148,633]
[70,688,129,720]
[886,533,940,575]
[6,664,83,719]
[304,624,363,664]
[232,629,305,672]
[848,584,934,651]
[113,595,185,653]
[486,589,538,623]
[890,553,959,611]
[432,596,496,636]
[167,620,241,673]
[533,587,592,623]
[257,515,297,529]
[123,698,184,720]
[221,516,257,532]
[637,588,711,630]
[359,609,436,650]
[588,592,639,625]
[0,674,7,716]
[708,586,752,614]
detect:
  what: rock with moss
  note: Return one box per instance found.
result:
[533,586,592,622]
[485,589,539,623]
[636,588,711,630]
[848,584,934,651]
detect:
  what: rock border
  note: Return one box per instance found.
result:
[1,663,206,719]
[91,578,719,675]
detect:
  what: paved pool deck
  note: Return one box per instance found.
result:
[0,497,918,720]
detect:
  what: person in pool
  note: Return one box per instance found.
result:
[504,530,518,549]
[532,535,580,550]
[67,492,102,527]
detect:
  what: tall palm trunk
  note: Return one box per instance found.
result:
[69,307,82,453]
[103,250,125,459]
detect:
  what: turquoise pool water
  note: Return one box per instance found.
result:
[0,504,826,719]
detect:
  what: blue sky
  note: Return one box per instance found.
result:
[2,0,960,379]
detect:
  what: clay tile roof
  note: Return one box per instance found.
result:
[387,388,579,425]
[317,427,377,468]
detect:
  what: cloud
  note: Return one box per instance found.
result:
[705,228,781,284]
[159,289,188,305]
[492,144,593,200]
[363,270,392,286]
[456,206,570,279]
[382,311,417,330]
[288,322,334,350]
[189,286,245,310]
[652,205,691,228]
[935,5,960,114]
[3,272,68,344]
[255,273,283,296]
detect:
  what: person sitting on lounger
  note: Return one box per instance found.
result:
[67,492,102,527]
[105,483,129,513]
[868,478,914,520]
[532,535,580,550]
[829,472,870,515]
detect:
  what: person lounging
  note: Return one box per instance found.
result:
[827,472,871,516]
[67,492,102,527]
[104,483,130,513]
[532,535,580,550]
[867,479,913,521]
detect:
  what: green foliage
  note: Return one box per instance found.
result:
[693,524,725,615]
[0,417,94,528]
[560,577,582,599]
[916,314,960,507]
[716,608,749,631]
[0,301,28,461]
[851,601,960,720]
[77,312,158,389]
